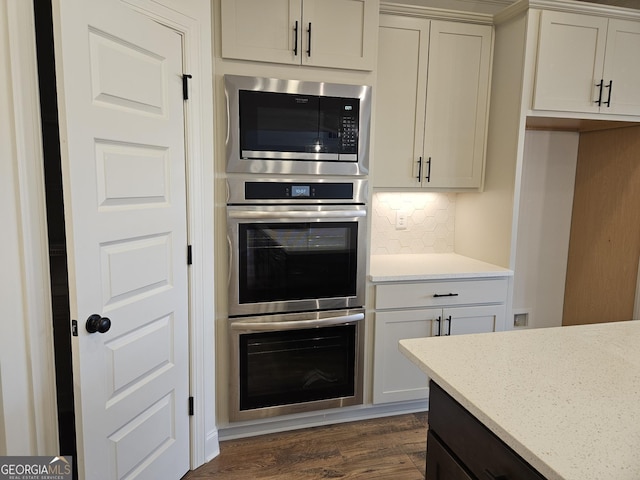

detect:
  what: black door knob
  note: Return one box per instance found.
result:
[86,314,111,334]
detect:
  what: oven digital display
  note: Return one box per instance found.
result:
[291,185,311,197]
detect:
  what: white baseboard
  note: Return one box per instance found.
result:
[218,401,428,441]
[204,428,220,463]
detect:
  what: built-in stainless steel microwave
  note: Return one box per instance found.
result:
[224,75,371,176]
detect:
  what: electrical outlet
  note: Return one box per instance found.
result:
[396,210,408,230]
[514,312,529,327]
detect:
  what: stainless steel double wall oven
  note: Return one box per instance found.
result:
[225,75,371,421]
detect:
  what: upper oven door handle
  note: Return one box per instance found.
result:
[230,312,365,332]
[227,209,366,220]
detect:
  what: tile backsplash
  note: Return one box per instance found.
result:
[371,192,456,254]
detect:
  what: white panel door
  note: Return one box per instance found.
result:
[423,21,492,189]
[602,19,640,116]
[52,0,189,478]
[533,11,608,113]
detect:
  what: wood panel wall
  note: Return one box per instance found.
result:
[563,125,640,325]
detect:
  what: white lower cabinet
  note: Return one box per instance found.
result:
[373,279,507,404]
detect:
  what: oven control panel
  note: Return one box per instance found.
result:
[244,182,354,200]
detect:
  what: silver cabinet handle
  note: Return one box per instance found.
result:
[231,313,364,332]
[228,209,366,220]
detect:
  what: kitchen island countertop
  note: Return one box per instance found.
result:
[399,320,640,480]
[369,253,512,282]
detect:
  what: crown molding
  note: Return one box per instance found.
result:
[494,0,640,24]
[380,2,494,24]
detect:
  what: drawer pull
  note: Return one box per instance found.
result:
[484,469,508,480]
[433,293,458,298]
[445,315,452,336]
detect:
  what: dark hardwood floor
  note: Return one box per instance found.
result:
[183,412,428,479]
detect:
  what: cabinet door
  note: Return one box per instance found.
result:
[373,309,439,404]
[443,305,503,336]
[602,19,640,116]
[373,15,429,188]
[221,0,301,65]
[426,432,474,480]
[533,11,608,113]
[423,21,492,189]
[302,0,378,70]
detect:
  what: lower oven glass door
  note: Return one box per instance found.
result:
[229,309,364,421]
[227,205,367,316]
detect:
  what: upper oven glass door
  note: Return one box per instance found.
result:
[227,205,367,317]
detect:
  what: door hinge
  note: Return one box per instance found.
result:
[72,320,78,337]
[182,74,192,100]
[189,396,194,416]
[187,245,193,265]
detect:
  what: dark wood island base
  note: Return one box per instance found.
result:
[426,381,546,480]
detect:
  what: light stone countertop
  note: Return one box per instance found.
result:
[369,253,513,282]
[399,321,640,480]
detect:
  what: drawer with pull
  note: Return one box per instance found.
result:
[374,278,508,310]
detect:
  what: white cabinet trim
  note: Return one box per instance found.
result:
[496,0,640,25]
[380,2,493,24]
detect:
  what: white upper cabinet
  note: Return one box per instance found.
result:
[602,19,640,115]
[374,15,492,189]
[533,11,640,116]
[220,0,379,70]
[424,21,492,188]
[374,16,429,188]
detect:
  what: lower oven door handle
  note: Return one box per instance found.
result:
[231,312,365,331]
[228,210,366,220]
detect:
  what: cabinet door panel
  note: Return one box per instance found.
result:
[373,309,438,404]
[374,16,429,188]
[602,19,640,116]
[302,0,378,70]
[533,11,608,113]
[221,0,301,65]
[444,305,503,335]
[426,432,474,480]
[423,21,492,188]
[429,382,547,480]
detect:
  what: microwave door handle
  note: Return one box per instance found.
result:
[231,313,365,332]
[228,210,366,220]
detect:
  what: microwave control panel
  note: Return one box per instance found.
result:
[340,115,358,153]
[245,182,354,200]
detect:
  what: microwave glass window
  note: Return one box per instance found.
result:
[238,222,358,305]
[240,91,320,153]
[239,90,360,157]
